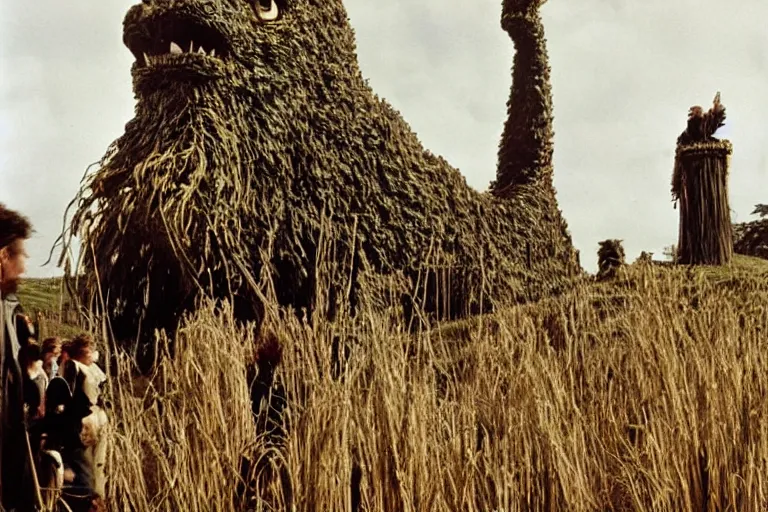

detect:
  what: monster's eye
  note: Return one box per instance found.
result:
[254,0,280,21]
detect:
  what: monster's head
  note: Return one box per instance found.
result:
[118,0,363,170]
[70,0,370,351]
[122,0,360,101]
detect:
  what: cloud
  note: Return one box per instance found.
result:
[1,0,767,277]
[0,0,136,276]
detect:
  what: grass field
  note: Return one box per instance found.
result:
[17,255,768,511]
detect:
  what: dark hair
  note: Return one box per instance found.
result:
[18,342,42,369]
[15,313,36,346]
[41,337,63,356]
[0,203,32,252]
[63,333,94,360]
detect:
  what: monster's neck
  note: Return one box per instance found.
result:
[491,10,554,198]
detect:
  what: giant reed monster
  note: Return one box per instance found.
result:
[64,0,578,353]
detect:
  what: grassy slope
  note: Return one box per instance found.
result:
[437,254,768,340]
[16,277,82,339]
[17,277,68,312]
[18,254,768,319]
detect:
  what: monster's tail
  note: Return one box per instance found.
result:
[502,0,549,28]
[492,0,554,198]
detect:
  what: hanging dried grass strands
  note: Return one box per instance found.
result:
[672,92,733,265]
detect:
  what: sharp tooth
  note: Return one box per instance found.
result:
[143,52,150,65]
[170,42,183,54]
[210,48,216,57]
[189,41,194,52]
[197,46,206,55]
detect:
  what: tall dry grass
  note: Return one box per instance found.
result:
[98,260,768,511]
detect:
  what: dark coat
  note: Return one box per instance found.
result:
[1,294,37,510]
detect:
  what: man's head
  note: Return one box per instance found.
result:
[64,334,96,366]
[0,204,32,296]
[42,337,63,365]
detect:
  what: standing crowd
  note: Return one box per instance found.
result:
[2,203,108,512]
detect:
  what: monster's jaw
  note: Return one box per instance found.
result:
[125,13,232,80]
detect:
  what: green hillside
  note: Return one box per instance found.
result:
[16,277,81,339]
[17,277,68,312]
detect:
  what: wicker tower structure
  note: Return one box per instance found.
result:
[671,93,733,265]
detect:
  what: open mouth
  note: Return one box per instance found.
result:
[126,15,230,69]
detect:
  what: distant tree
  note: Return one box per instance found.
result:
[734,203,768,260]
[751,204,768,218]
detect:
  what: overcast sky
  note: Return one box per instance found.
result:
[1,0,767,277]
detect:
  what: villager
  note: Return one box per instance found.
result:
[53,334,108,508]
[0,202,39,511]
[42,336,63,381]
[19,341,47,423]
[82,349,108,501]
[18,340,60,509]
[15,311,36,346]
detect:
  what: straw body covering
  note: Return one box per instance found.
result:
[597,239,625,279]
[63,0,579,351]
[671,93,732,265]
[674,141,733,265]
